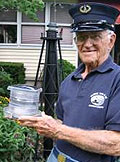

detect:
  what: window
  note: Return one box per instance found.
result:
[22,25,44,44]
[0,10,17,43]
[0,3,74,46]
[21,10,45,44]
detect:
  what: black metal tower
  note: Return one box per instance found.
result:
[34,22,63,161]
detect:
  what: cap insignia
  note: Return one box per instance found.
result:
[80,5,91,14]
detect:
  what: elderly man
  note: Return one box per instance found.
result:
[19,2,120,162]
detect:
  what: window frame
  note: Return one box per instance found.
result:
[0,2,75,48]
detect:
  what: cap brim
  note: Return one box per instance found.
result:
[71,26,105,32]
[71,21,115,32]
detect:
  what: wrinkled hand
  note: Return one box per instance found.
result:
[18,112,62,139]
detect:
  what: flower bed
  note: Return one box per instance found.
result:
[0,96,44,161]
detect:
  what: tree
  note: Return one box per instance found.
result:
[0,0,44,21]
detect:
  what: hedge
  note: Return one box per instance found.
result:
[0,62,25,84]
[0,62,25,96]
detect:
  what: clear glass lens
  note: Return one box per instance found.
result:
[74,32,105,45]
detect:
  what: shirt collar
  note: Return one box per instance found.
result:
[93,56,114,73]
[72,56,114,80]
[72,64,84,80]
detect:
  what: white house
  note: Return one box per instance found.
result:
[0,0,120,84]
[0,0,79,84]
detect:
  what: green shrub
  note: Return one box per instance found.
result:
[0,62,25,84]
[0,71,13,97]
[0,96,43,162]
[58,59,76,81]
[0,62,25,97]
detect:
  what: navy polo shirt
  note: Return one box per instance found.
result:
[56,56,120,162]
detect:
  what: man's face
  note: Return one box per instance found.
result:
[75,30,116,68]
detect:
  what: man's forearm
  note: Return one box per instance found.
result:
[57,124,120,156]
[18,115,120,156]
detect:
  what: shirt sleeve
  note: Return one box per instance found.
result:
[105,81,120,131]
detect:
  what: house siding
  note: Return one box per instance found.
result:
[0,47,77,83]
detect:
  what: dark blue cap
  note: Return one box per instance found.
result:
[69,2,120,32]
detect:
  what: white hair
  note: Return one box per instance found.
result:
[106,29,115,39]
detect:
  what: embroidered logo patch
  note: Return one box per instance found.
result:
[89,92,107,109]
